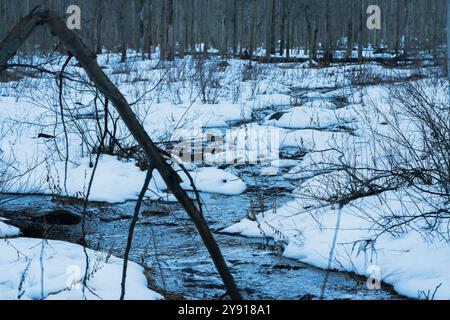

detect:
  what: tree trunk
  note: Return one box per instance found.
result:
[324,0,332,64]
[357,0,364,61]
[279,0,287,56]
[118,2,127,63]
[179,0,188,58]
[137,0,145,56]
[159,0,167,60]
[265,0,275,57]
[95,0,104,55]
[203,0,209,56]
[166,0,175,61]
[231,0,238,56]
[345,0,354,59]
[220,2,228,59]
[142,0,153,59]
[249,0,257,60]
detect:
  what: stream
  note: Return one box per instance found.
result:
[0,167,401,300]
[0,88,403,300]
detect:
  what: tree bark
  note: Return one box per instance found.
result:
[357,0,364,61]
[166,0,175,61]
[95,0,104,55]
[279,0,287,56]
[159,0,167,60]
[265,0,275,57]
[345,0,354,59]
[231,0,238,56]
[118,2,127,63]
[203,0,209,56]
[137,0,145,56]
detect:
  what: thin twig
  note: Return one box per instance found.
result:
[120,166,154,300]
[80,98,109,299]
[58,55,73,195]
[320,205,343,300]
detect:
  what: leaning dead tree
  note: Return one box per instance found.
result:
[0,7,242,300]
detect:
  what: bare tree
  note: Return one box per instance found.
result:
[0,0,447,61]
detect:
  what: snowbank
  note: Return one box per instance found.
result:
[301,100,338,110]
[2,154,247,203]
[0,238,163,300]
[59,156,248,201]
[225,189,450,300]
[266,106,353,129]
[281,129,352,151]
[152,166,247,196]
[0,220,20,238]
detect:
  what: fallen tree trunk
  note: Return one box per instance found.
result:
[0,6,242,300]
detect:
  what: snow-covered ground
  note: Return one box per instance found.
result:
[225,188,450,300]
[0,51,448,300]
[0,218,20,238]
[0,237,162,300]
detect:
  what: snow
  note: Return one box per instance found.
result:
[259,166,279,176]
[280,129,352,151]
[265,106,353,129]
[144,101,253,135]
[225,189,450,300]
[259,160,300,176]
[270,159,299,169]
[152,166,247,196]
[0,56,258,202]
[0,220,20,238]
[0,238,163,300]
[48,156,248,202]
[301,100,338,110]
[204,123,282,166]
[182,167,247,195]
[0,150,247,203]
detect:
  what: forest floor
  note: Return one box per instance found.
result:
[0,51,448,300]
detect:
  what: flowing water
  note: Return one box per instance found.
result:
[0,170,401,300]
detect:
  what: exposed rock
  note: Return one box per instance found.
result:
[42,209,81,225]
[99,214,132,223]
[1,209,81,238]
[141,210,171,217]
[5,219,45,238]
[268,112,287,121]
[37,133,56,139]
[299,293,318,300]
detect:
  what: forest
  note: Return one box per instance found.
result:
[0,0,447,61]
[0,0,449,304]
